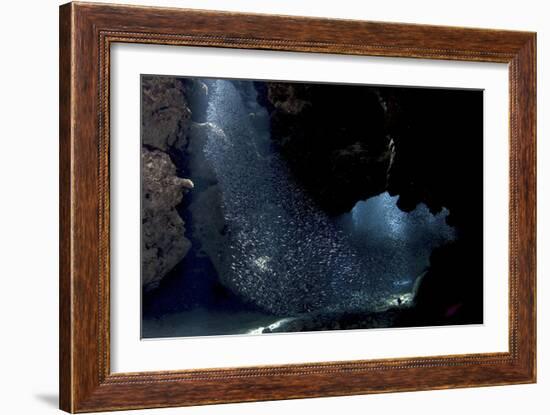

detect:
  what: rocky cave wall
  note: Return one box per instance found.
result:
[141,76,211,292]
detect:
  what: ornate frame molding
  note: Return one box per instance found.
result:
[60,2,536,412]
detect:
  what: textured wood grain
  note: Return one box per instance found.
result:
[59,2,537,413]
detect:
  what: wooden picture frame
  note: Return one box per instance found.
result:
[59,2,536,412]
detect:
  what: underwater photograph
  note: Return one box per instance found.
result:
[140,75,484,338]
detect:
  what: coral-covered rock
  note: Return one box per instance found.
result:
[141,148,193,292]
[140,76,213,292]
[141,76,191,152]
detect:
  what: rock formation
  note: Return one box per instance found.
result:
[141,76,209,292]
[141,76,191,152]
[141,149,193,292]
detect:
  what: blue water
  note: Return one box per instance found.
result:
[337,193,455,295]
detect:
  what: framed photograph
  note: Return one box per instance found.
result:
[59,2,536,412]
